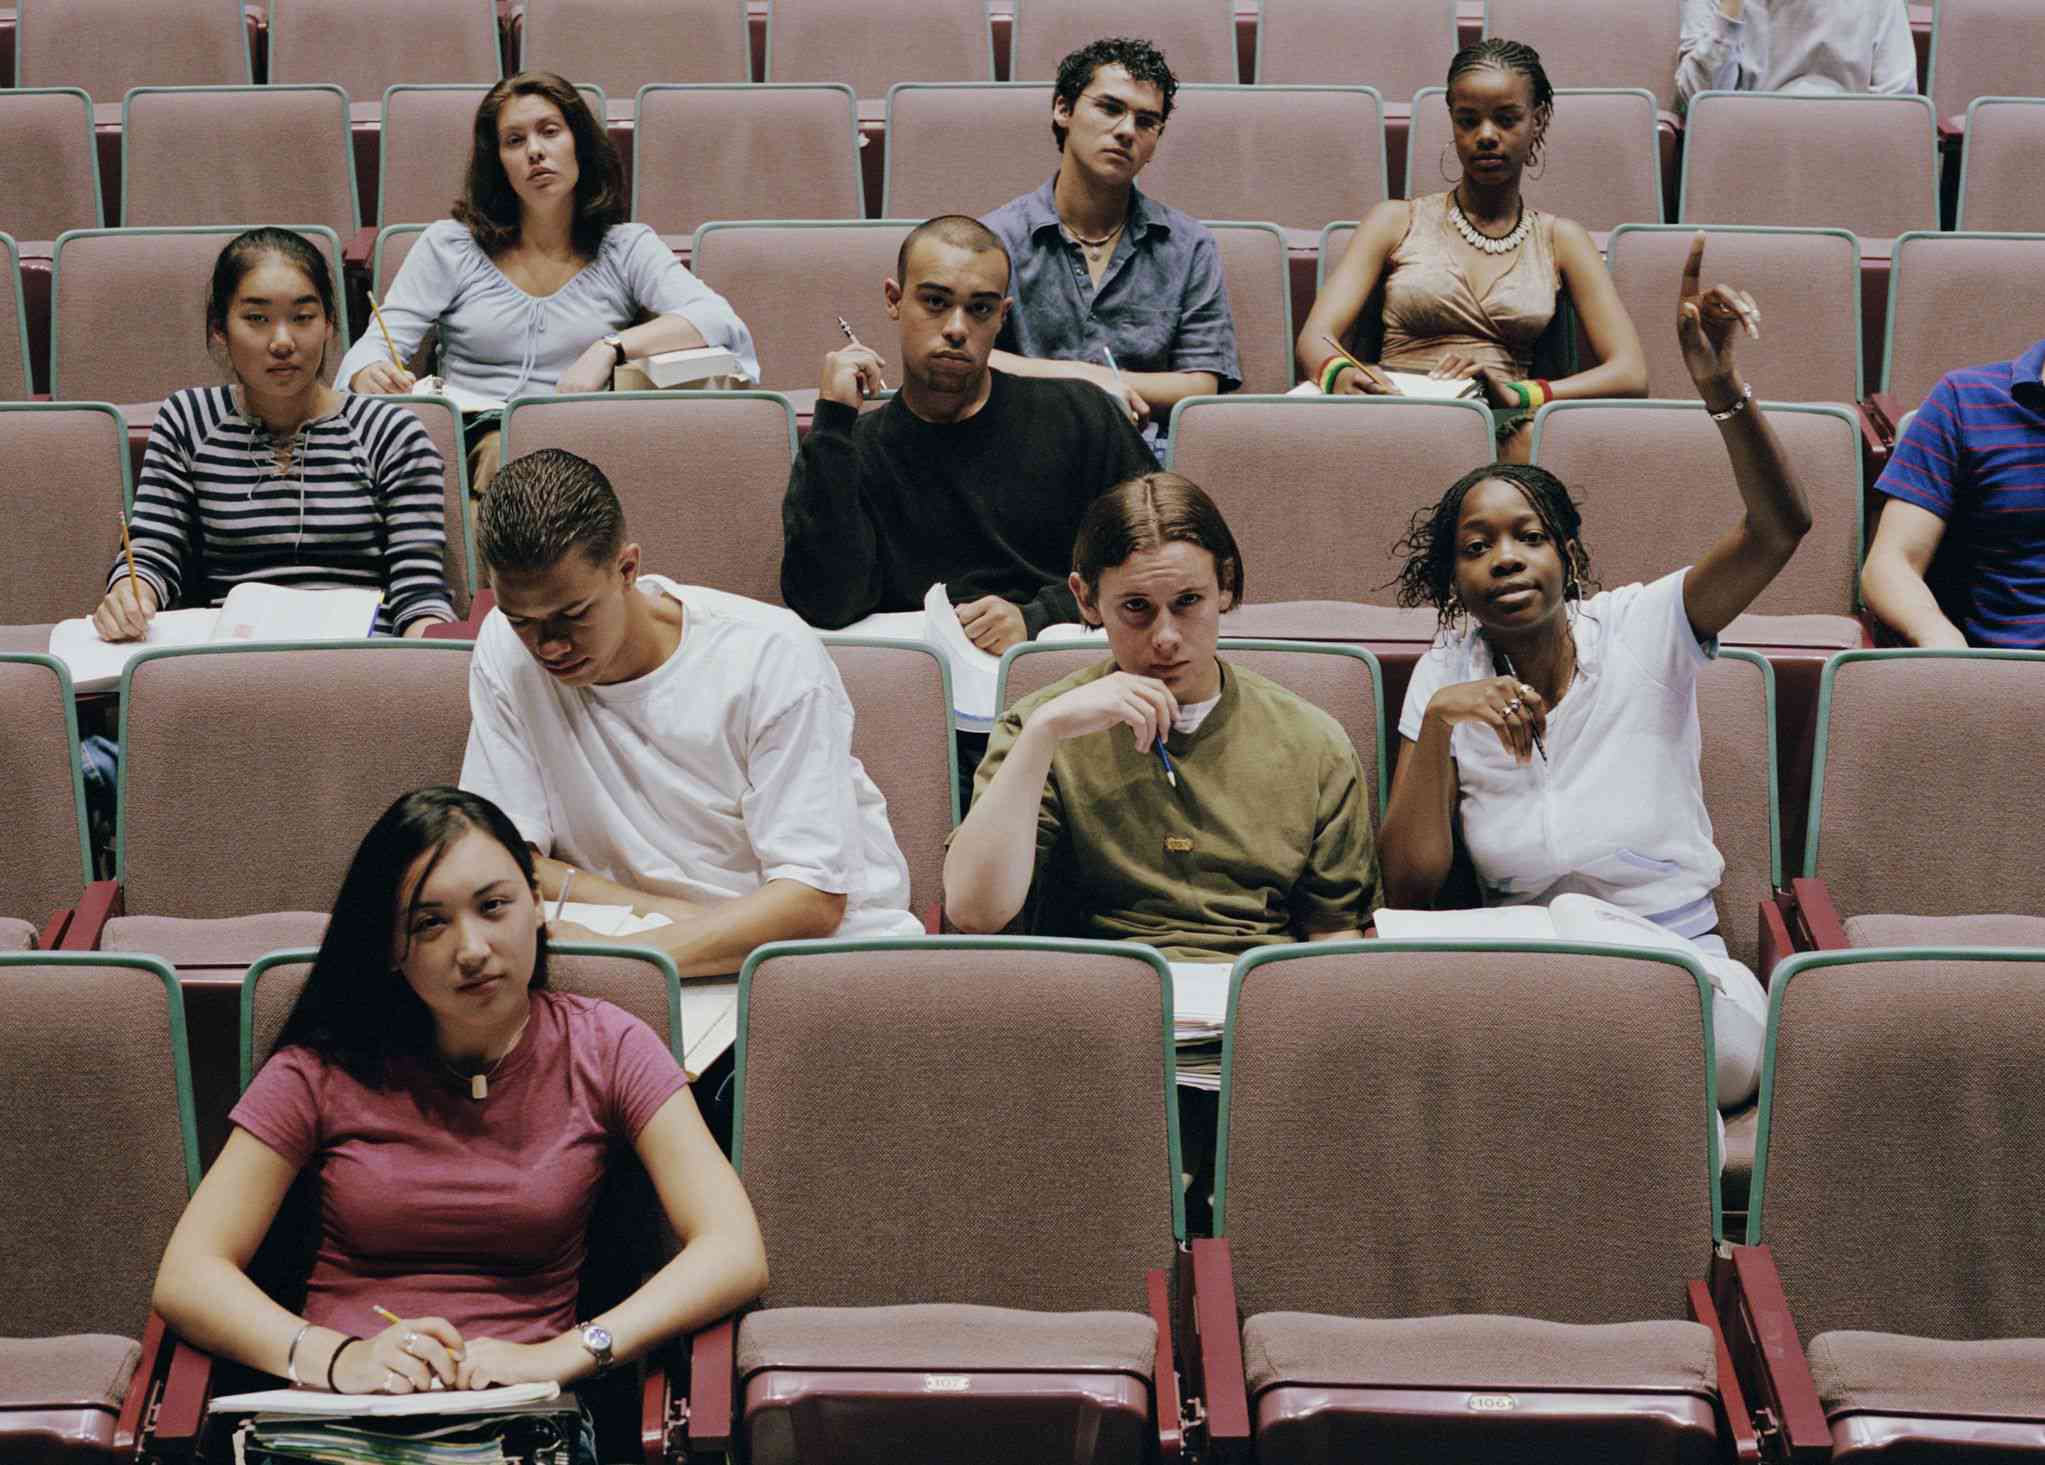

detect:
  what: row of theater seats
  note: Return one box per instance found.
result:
[10,935,2043,1460]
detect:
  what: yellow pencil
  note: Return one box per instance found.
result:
[371,1304,404,1328]
[365,292,404,372]
[117,510,140,600]
[1319,333,1369,377]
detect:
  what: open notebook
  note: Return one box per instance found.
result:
[1288,372,1482,401]
[553,904,732,1077]
[1373,893,1703,957]
[48,585,383,693]
[209,1382,560,1419]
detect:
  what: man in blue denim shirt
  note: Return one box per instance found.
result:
[981,36,1241,454]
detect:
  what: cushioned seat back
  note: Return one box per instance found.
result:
[882,83,1053,220]
[1806,650,2045,919]
[383,395,473,618]
[1140,86,1385,234]
[738,941,1177,1312]
[1409,87,1662,231]
[822,640,955,919]
[0,242,31,403]
[1680,93,1937,238]
[52,226,347,403]
[500,392,796,606]
[691,221,914,393]
[521,0,752,99]
[1483,0,1681,114]
[632,85,862,240]
[1696,651,1775,974]
[1167,395,1498,605]
[1929,0,2043,126]
[1882,231,2045,412]
[0,91,102,243]
[379,86,605,230]
[1010,0,1236,82]
[118,642,474,919]
[1207,222,1292,395]
[1531,401,1863,620]
[0,657,91,929]
[1218,944,1715,1322]
[122,86,359,237]
[17,0,253,100]
[268,0,501,99]
[1257,0,1452,98]
[0,405,129,625]
[1607,225,1860,402]
[767,0,992,95]
[0,955,196,1336]
[1955,98,2045,233]
[1752,950,2045,1342]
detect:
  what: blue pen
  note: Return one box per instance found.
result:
[1154,739,1178,789]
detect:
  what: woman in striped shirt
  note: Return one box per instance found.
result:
[92,228,456,641]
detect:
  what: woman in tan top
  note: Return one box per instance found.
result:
[1298,39,1646,461]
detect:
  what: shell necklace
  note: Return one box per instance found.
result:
[1449,190,1531,256]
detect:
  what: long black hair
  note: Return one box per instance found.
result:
[1392,461,1593,634]
[205,226,337,371]
[273,786,549,1087]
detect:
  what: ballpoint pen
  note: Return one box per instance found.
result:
[835,315,890,392]
[1154,738,1178,789]
[1499,650,1547,762]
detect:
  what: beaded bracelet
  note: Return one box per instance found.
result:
[1318,355,1352,395]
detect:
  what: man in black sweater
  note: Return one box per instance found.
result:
[782,214,1157,656]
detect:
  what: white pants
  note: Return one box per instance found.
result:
[1694,934,1766,1111]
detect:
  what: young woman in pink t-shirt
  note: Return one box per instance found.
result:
[151,787,766,1404]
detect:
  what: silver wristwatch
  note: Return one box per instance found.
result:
[601,333,629,366]
[577,1321,615,1373]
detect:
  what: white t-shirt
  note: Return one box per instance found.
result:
[1398,568,1726,939]
[461,575,922,942]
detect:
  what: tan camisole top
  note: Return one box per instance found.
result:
[1379,191,1559,378]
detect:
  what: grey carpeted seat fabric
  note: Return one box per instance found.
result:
[0,1335,142,1410]
[103,912,327,968]
[739,1305,1155,1380]
[1842,912,2045,948]
[1808,1332,2045,1419]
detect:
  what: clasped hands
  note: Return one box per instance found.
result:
[335,1315,572,1394]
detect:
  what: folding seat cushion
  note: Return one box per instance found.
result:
[0,90,102,245]
[1806,1333,2045,1421]
[632,85,861,243]
[266,0,502,99]
[1139,86,1385,237]
[1955,98,2045,233]
[1483,0,1682,113]
[1010,0,1236,83]
[765,0,992,96]
[0,656,95,926]
[16,0,253,101]
[519,0,751,99]
[689,221,912,392]
[1839,912,2045,948]
[0,919,38,950]
[1256,0,1454,99]
[120,85,358,238]
[882,84,1052,221]
[821,640,955,920]
[1679,93,1938,239]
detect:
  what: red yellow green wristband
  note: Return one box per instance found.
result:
[1318,355,1352,394]
[1508,378,1554,411]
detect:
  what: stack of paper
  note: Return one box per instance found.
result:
[213,1383,568,1465]
[1169,961,1232,1093]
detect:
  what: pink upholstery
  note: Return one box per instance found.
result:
[52,227,346,403]
[121,85,358,237]
[883,84,1055,221]
[0,89,102,243]
[1141,86,1385,235]
[1680,93,1938,239]
[500,393,795,606]
[631,85,862,242]
[690,222,911,393]
[1927,0,2044,125]
[520,0,751,100]
[1411,87,1662,230]
[1608,225,1860,402]
[0,658,92,921]
[1695,652,1774,975]
[1010,0,1236,83]
[0,406,128,626]
[823,640,953,919]
[16,0,252,101]
[102,911,329,969]
[1484,0,1682,114]
[383,395,472,617]
[1882,232,2045,411]
[373,224,424,296]
[767,0,991,96]
[378,85,604,230]
[1257,0,1454,101]
[267,0,502,100]
[1207,223,1292,395]
[0,919,36,951]
[1956,99,2045,234]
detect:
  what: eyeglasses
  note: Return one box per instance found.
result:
[1081,91,1165,136]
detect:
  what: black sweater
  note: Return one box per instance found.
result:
[781,372,1157,636]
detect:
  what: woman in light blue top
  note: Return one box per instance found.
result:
[340,72,759,489]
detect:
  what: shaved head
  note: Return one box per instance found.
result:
[897,214,1010,289]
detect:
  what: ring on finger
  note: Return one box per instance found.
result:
[1505,698,1523,713]
[384,1369,403,1393]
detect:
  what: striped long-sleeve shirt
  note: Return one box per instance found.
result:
[108,387,456,635]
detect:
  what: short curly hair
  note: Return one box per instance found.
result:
[1052,36,1179,151]
[1391,462,1593,634]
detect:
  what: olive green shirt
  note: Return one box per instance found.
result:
[974,657,1377,959]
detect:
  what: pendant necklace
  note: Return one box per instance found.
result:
[1064,218,1125,264]
[442,1009,531,1101]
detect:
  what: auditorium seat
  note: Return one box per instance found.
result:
[1679,93,1939,241]
[0,89,103,245]
[0,404,130,649]
[384,395,476,619]
[374,84,605,234]
[1606,225,1862,403]
[1165,394,1496,640]
[0,656,95,936]
[631,85,863,246]
[0,239,31,403]
[1255,0,1452,101]
[1190,942,1750,1461]
[881,83,1055,220]
[266,0,502,101]
[15,0,254,100]
[1530,400,1866,649]
[1732,947,2045,1458]
[499,392,795,606]
[1484,0,1682,115]
[1206,221,1292,395]
[50,226,349,407]
[517,0,751,102]
[819,639,957,923]
[1781,650,2045,952]
[1877,230,2045,419]
[720,938,1185,1464]
[0,952,197,1464]
[120,85,359,240]
[1009,0,1237,83]
[1925,0,2043,128]
[1409,86,1663,231]
[689,220,911,393]
[63,641,475,969]
[1139,85,1386,238]
[1954,96,2045,233]
[765,0,992,97]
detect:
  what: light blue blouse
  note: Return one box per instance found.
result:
[337,220,759,399]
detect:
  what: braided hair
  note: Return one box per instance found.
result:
[1445,38,1555,163]
[1391,462,1594,635]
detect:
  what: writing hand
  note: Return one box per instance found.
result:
[1328,361,1401,395]
[1425,675,1549,765]
[349,362,416,395]
[342,1315,465,1394]
[820,345,888,408]
[92,577,158,642]
[955,595,1026,655]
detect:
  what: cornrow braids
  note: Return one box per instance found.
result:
[478,447,626,576]
[1390,461,1593,635]
[1446,37,1555,113]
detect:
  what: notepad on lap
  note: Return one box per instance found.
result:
[49,586,384,693]
[1379,371,1483,402]
[1373,893,1700,957]
[415,375,506,415]
[209,1383,560,1418]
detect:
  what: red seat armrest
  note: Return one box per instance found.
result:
[1183,1237,1250,1457]
[1711,1244,1830,1463]
[424,591,494,640]
[684,1315,735,1453]
[1686,1278,1762,1463]
[60,878,123,949]
[342,225,378,274]
[638,1345,685,1465]
[1788,877,1849,950]
[1147,1266,1183,1460]
[1865,390,1903,443]
[1938,114,1966,144]
[115,1312,170,1455]
[1855,402,1891,465]
[40,907,72,949]
[123,1313,215,1458]
[1758,894,1795,982]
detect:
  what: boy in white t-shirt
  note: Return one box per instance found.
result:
[459,448,924,981]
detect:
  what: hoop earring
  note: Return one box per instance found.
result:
[1439,143,1462,185]
[1527,144,1548,182]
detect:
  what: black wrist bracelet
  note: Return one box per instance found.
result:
[326,1336,361,1393]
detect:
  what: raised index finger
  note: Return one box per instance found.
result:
[1681,231,1706,301]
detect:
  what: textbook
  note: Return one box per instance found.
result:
[49,585,385,693]
[209,1383,560,1418]
[414,376,504,416]
[834,583,1104,733]
[1373,893,1703,957]
[1288,372,1482,402]
[614,345,746,390]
